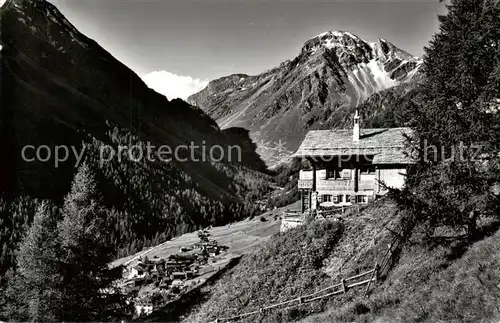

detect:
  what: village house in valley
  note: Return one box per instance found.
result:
[293,110,414,213]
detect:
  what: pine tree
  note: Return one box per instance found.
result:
[402,0,500,235]
[3,202,63,321]
[58,163,126,321]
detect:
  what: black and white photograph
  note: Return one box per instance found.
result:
[0,0,499,321]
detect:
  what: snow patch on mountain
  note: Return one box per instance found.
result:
[347,58,399,107]
[366,59,398,88]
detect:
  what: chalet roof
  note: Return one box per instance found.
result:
[293,127,414,164]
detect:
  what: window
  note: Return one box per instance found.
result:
[360,166,376,175]
[341,169,352,179]
[327,169,341,179]
[356,195,368,203]
[346,195,351,203]
[338,195,344,203]
[322,195,332,203]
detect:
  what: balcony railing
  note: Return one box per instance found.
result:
[298,179,313,189]
[298,179,376,192]
[318,179,375,191]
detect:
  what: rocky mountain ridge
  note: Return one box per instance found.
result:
[188,31,422,165]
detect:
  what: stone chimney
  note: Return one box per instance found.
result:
[353,109,360,142]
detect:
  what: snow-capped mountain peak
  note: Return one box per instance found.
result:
[302,30,370,55]
[303,30,420,67]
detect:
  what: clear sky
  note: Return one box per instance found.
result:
[48,0,447,100]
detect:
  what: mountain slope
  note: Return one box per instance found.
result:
[0,0,269,270]
[354,80,423,129]
[188,31,422,164]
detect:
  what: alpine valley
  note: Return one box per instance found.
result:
[0,0,270,275]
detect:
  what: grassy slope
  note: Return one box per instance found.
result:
[302,223,500,323]
[187,221,344,323]
[186,199,500,323]
[186,199,401,323]
[110,207,287,268]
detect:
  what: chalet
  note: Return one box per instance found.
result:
[294,110,414,212]
[159,277,172,289]
[171,270,196,280]
[128,262,147,279]
[135,303,153,317]
[165,260,190,273]
[171,279,184,290]
[151,259,166,276]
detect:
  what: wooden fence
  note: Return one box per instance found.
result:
[210,265,378,323]
[210,229,402,323]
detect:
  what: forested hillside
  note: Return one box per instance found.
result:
[0,0,271,282]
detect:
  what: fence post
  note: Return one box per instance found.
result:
[341,278,347,294]
[379,243,392,278]
[363,263,378,298]
[298,296,303,304]
[386,242,393,263]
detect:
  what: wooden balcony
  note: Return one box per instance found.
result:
[317,179,375,192]
[298,179,313,189]
[298,179,376,192]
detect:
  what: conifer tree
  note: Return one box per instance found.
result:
[58,163,126,321]
[3,202,63,321]
[402,0,500,235]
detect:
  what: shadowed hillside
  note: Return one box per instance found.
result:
[0,0,271,273]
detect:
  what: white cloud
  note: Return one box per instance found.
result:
[142,70,208,101]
